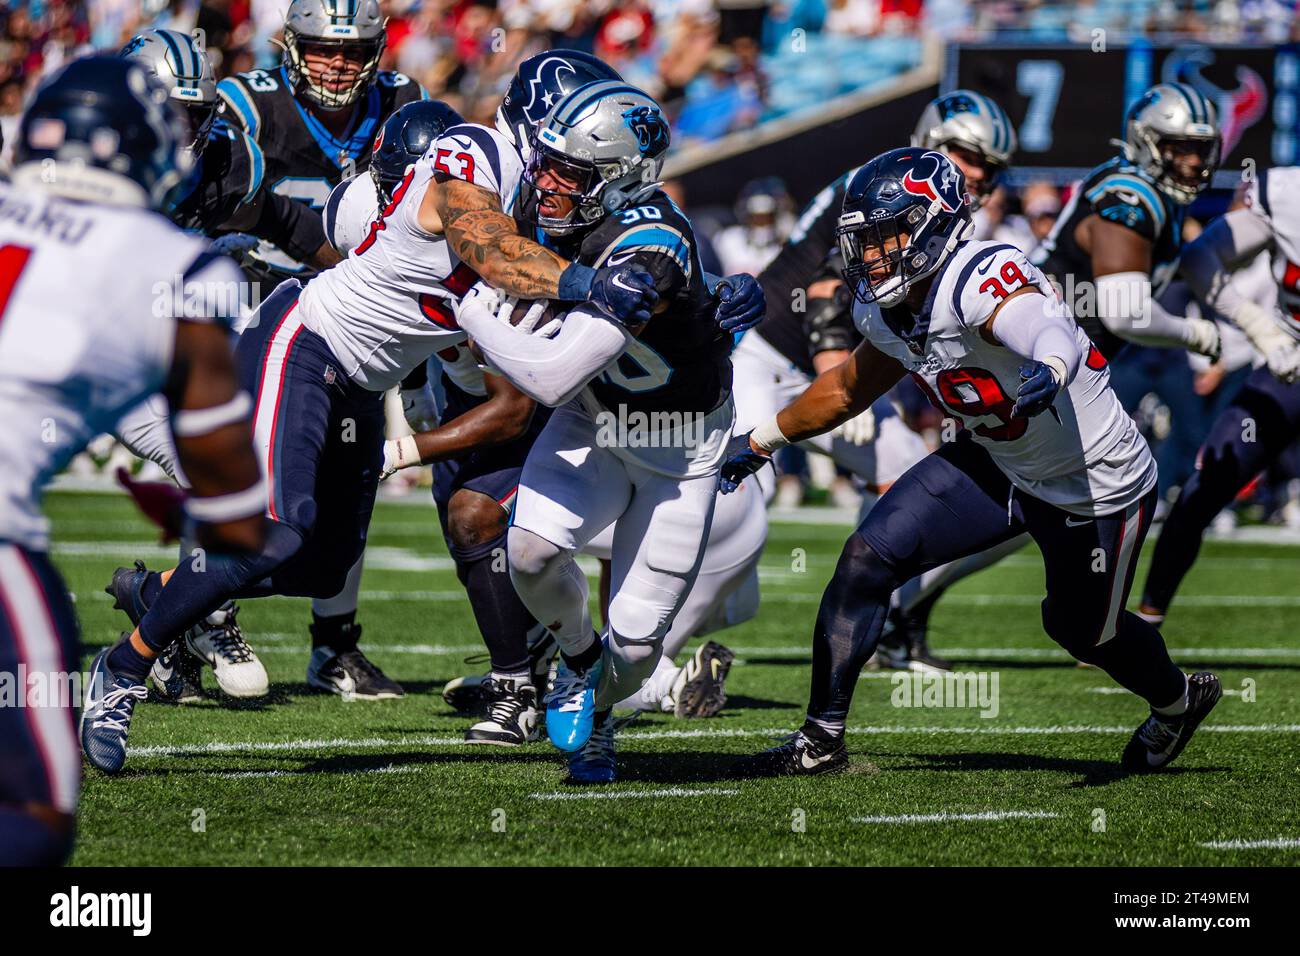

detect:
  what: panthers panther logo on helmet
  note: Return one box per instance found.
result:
[622,105,669,156]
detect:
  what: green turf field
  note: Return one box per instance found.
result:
[50,489,1300,866]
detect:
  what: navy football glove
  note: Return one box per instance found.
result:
[1011,362,1061,419]
[209,233,261,259]
[714,274,766,333]
[559,262,658,326]
[719,431,772,494]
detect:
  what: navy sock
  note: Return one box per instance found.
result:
[105,635,155,683]
[310,611,359,654]
[456,545,534,675]
[562,634,603,674]
[1075,611,1187,708]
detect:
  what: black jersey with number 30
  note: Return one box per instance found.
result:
[217,65,426,277]
[554,192,731,416]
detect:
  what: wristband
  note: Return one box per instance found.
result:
[751,418,790,454]
[557,262,596,302]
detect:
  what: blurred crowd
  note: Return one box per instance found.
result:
[5,2,1297,148]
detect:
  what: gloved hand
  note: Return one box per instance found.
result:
[559,262,658,326]
[1011,362,1061,419]
[209,233,261,259]
[832,406,876,446]
[714,273,765,333]
[116,467,186,543]
[718,431,772,494]
[1232,301,1300,384]
[400,383,439,433]
[1185,317,1223,361]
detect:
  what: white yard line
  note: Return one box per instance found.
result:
[529,787,740,801]
[216,764,420,780]
[852,810,1059,825]
[1200,837,1300,850]
[126,722,1300,759]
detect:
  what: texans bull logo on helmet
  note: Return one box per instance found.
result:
[901,149,966,213]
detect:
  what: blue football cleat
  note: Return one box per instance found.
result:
[545,654,604,752]
[566,712,616,784]
[80,647,147,774]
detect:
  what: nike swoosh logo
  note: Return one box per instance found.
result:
[451,136,473,150]
[610,275,643,293]
[976,258,996,275]
[800,750,831,770]
[710,658,722,680]
[607,251,638,266]
[1064,516,1092,527]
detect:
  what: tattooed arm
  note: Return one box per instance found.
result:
[418,176,658,323]
[419,177,570,298]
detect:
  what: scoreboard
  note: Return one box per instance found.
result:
[947,41,1299,189]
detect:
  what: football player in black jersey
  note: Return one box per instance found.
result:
[455,81,737,783]
[1032,82,1223,362]
[217,0,426,287]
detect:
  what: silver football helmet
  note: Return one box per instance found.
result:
[1121,82,1221,205]
[912,90,1016,210]
[283,0,386,111]
[519,80,670,236]
[120,29,219,156]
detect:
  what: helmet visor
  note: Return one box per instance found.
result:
[521,143,598,233]
[1158,135,1221,195]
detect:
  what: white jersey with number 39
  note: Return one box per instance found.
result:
[853,240,1156,516]
[297,123,524,392]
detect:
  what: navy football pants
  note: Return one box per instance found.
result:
[138,281,384,651]
[1142,367,1300,614]
[807,435,1183,726]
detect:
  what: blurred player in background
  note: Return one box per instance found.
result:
[1,58,265,855]
[1139,168,1300,626]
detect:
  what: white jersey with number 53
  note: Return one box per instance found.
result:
[853,240,1156,516]
[297,123,523,392]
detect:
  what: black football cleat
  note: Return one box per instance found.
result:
[671,641,735,718]
[105,561,153,626]
[464,678,540,746]
[1121,672,1222,773]
[150,639,204,704]
[731,722,848,778]
[307,644,404,700]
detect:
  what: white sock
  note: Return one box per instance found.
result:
[1153,674,1189,718]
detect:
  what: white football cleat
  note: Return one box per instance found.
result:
[185,604,269,698]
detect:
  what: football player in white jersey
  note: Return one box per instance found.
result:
[1138,167,1300,625]
[721,148,1222,778]
[1,57,266,858]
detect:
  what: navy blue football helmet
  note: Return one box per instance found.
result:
[370,100,464,205]
[836,147,972,307]
[12,56,191,210]
[496,49,621,158]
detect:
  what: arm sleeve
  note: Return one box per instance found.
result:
[989,291,1083,387]
[245,189,327,264]
[1095,271,1217,350]
[455,287,630,407]
[1180,209,1276,318]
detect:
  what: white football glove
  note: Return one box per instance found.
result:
[1184,317,1222,361]
[381,435,420,480]
[1233,301,1300,384]
[399,382,439,433]
[832,406,876,446]
[497,296,563,337]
